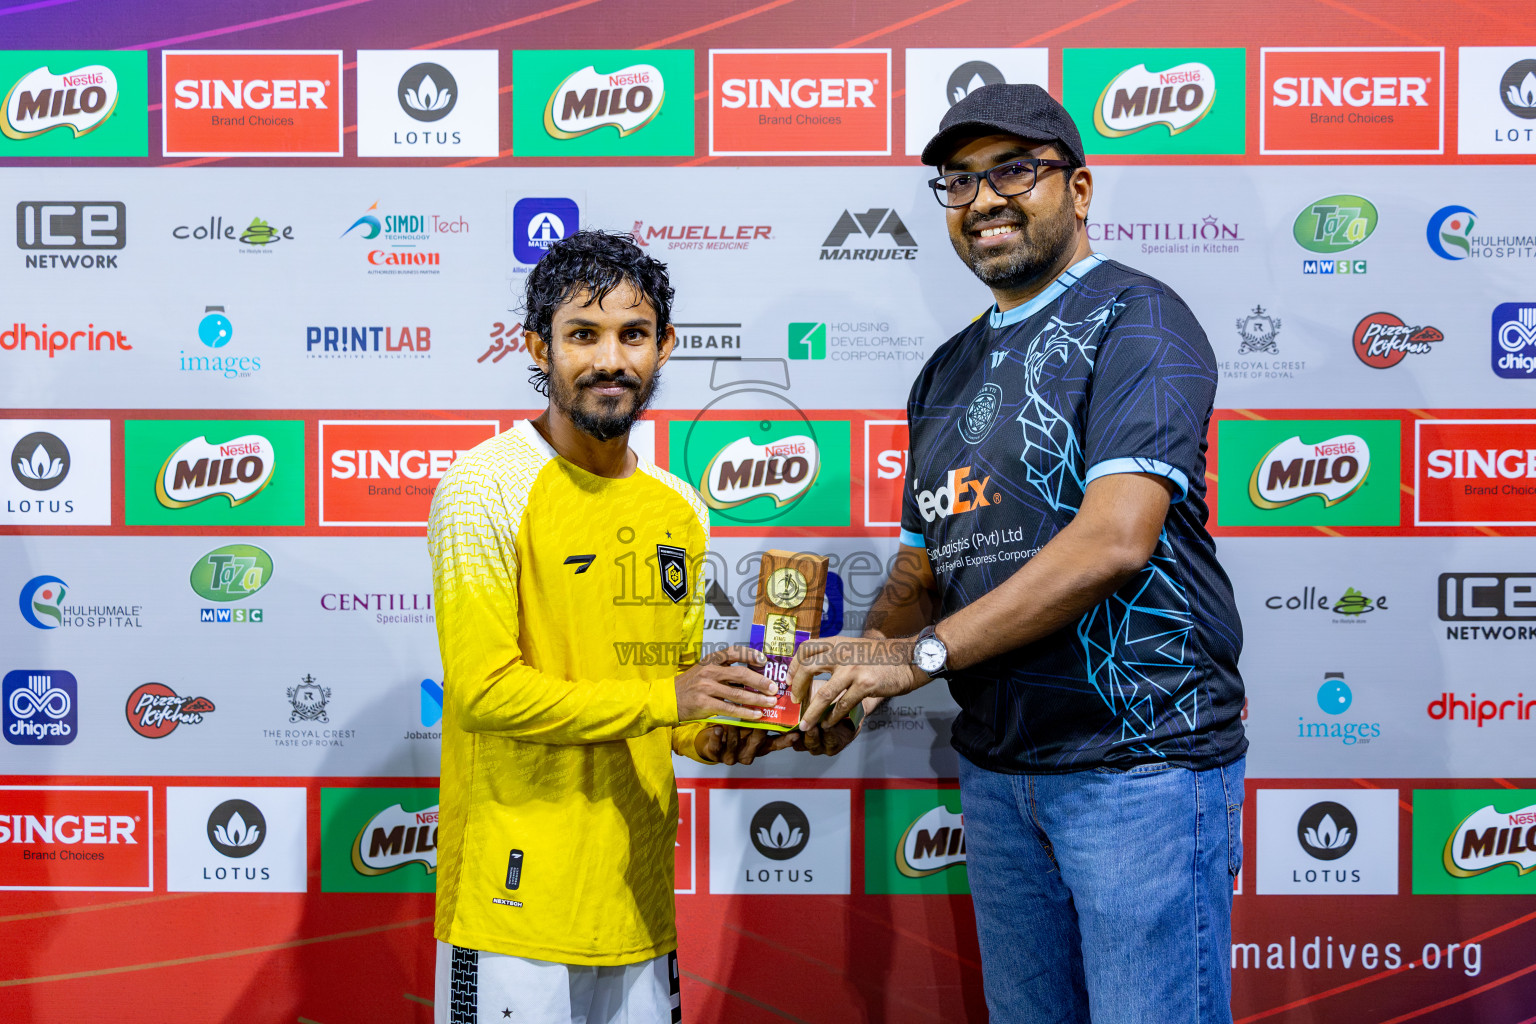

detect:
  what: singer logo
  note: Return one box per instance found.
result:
[0,786,153,890]
[864,420,908,527]
[1416,419,1536,526]
[702,434,820,510]
[914,465,995,522]
[1094,61,1216,137]
[156,434,275,509]
[1261,48,1443,154]
[1249,434,1370,509]
[162,50,343,156]
[710,49,890,156]
[318,420,498,527]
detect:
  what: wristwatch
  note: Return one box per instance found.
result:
[912,625,949,678]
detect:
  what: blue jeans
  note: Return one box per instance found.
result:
[957,753,1246,1024]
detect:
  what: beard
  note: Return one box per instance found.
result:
[952,186,1078,292]
[549,361,660,442]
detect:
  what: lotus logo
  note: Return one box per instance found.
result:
[1094,62,1215,137]
[1,64,119,140]
[19,574,68,629]
[155,434,275,509]
[544,64,663,139]
[207,798,266,858]
[11,431,69,491]
[1249,434,1370,509]
[398,63,457,122]
[1444,802,1536,877]
[702,434,819,511]
[1298,801,1357,861]
[946,61,1004,107]
[1427,205,1476,261]
[897,804,967,877]
[352,801,439,875]
[1500,61,1536,120]
[749,801,810,860]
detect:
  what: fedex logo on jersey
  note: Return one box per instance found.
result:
[1260,48,1443,154]
[318,420,499,527]
[914,464,995,523]
[865,419,908,527]
[162,51,343,157]
[710,49,890,156]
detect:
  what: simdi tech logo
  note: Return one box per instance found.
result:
[1413,789,1536,895]
[1457,48,1536,155]
[513,49,694,157]
[161,50,343,157]
[1260,47,1442,155]
[1062,48,1245,155]
[320,787,438,893]
[1414,419,1536,527]
[1216,418,1400,527]
[124,419,305,526]
[0,50,148,157]
[902,49,1049,157]
[710,49,891,156]
[0,785,152,891]
[318,419,499,527]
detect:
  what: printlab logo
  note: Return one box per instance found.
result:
[126,682,214,738]
[19,574,67,628]
[1492,303,1536,379]
[1427,205,1475,260]
[1294,194,1376,275]
[512,197,579,267]
[3,669,77,746]
[902,49,1048,156]
[16,201,125,269]
[11,431,69,491]
[1298,801,1357,860]
[820,208,917,261]
[1297,672,1380,746]
[1352,312,1443,369]
[750,800,810,860]
[207,799,265,857]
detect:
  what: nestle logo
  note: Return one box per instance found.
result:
[608,71,650,87]
[1159,70,1203,85]
[60,72,105,87]
[415,810,439,824]
[219,442,262,457]
[1314,441,1356,457]
[765,441,807,458]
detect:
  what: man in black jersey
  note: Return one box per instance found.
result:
[788,84,1247,1023]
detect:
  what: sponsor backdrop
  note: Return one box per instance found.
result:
[1,2,1534,1022]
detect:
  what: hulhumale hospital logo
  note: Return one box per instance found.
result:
[19,575,67,628]
[1427,205,1476,260]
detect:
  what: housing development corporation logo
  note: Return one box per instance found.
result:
[1492,304,1536,378]
[1352,312,1443,369]
[1414,790,1536,894]
[3,670,77,746]
[787,321,924,363]
[1063,47,1245,155]
[1415,419,1536,527]
[16,201,126,270]
[1293,194,1377,275]
[513,49,693,157]
[1217,418,1400,527]
[162,50,343,157]
[710,49,891,156]
[1261,47,1443,154]
[0,51,148,156]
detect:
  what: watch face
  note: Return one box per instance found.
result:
[915,636,946,674]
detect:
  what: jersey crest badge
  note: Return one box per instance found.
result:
[657,544,688,603]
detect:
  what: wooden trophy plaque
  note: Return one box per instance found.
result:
[712,549,828,732]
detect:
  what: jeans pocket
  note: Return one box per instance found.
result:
[1223,758,1246,877]
[1093,760,1177,776]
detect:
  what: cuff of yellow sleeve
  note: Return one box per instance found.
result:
[672,722,715,764]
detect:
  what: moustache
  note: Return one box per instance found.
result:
[962,212,1027,236]
[577,372,641,392]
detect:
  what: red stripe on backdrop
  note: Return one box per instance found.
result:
[127,0,386,49]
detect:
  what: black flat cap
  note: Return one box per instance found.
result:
[920,83,1086,168]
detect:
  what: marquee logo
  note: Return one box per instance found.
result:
[1063,48,1244,155]
[2,63,117,139]
[1352,312,1443,369]
[162,50,343,157]
[514,50,693,156]
[1415,419,1536,527]
[701,434,819,511]
[820,208,917,261]
[3,670,76,746]
[1261,47,1443,154]
[1249,434,1369,508]
[319,419,497,526]
[711,49,890,156]
[156,434,275,509]
[1094,61,1216,137]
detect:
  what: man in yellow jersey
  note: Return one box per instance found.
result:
[427,230,780,1024]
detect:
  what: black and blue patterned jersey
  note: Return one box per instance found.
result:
[900,253,1246,774]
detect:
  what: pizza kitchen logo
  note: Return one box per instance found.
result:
[1352,311,1443,369]
[125,682,214,738]
[1249,433,1370,509]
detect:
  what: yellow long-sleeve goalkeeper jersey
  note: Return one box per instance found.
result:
[426,419,711,965]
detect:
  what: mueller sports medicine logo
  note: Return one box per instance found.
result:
[2,63,117,139]
[16,202,125,269]
[1442,802,1536,878]
[352,802,438,875]
[162,50,343,157]
[156,434,275,509]
[1249,434,1370,509]
[1353,312,1443,369]
[711,49,890,156]
[632,219,772,252]
[318,420,497,527]
[1261,47,1443,154]
[701,434,819,511]
[1094,61,1216,137]
[546,62,663,139]
[3,670,77,746]
[820,208,916,261]
[0,786,152,891]
[1415,420,1536,527]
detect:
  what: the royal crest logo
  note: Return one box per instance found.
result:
[1094,61,1216,137]
[2,64,118,140]
[544,63,663,139]
[657,544,688,604]
[1236,306,1282,355]
[156,434,275,509]
[1249,434,1370,509]
[287,674,330,723]
[351,802,438,875]
[959,383,1003,444]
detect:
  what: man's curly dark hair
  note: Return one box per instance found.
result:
[523,229,675,396]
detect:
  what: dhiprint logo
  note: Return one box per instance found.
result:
[11,431,69,491]
[1352,312,1443,369]
[207,799,265,857]
[125,683,214,738]
[1298,801,1357,860]
[1427,205,1475,261]
[750,800,810,860]
[18,575,67,629]
[1492,303,1536,379]
[3,670,77,746]
[398,63,455,121]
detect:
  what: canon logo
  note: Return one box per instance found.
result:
[1271,76,1429,108]
[0,813,136,844]
[720,78,876,109]
[172,78,328,111]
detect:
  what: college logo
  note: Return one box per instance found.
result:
[3,670,77,746]
[1265,585,1384,619]
[711,49,890,156]
[710,789,850,894]
[1415,419,1536,527]
[902,49,1049,156]
[1457,49,1536,154]
[513,50,693,156]
[0,51,148,156]
[0,785,152,890]
[1256,789,1398,894]
[1063,48,1245,155]
[1352,312,1443,369]
[162,50,343,157]
[1293,195,1377,271]
[125,420,304,526]
[126,682,214,738]
[1426,205,1475,260]
[674,416,849,528]
[820,208,917,261]
[171,214,293,251]
[1260,47,1443,154]
[1493,303,1536,379]
[16,201,125,269]
[1217,418,1400,527]
[2,420,110,525]
[320,787,439,892]
[319,420,497,526]
[1236,306,1282,355]
[1414,790,1536,894]
[512,197,579,266]
[355,50,498,157]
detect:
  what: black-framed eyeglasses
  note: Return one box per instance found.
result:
[927,158,1075,208]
